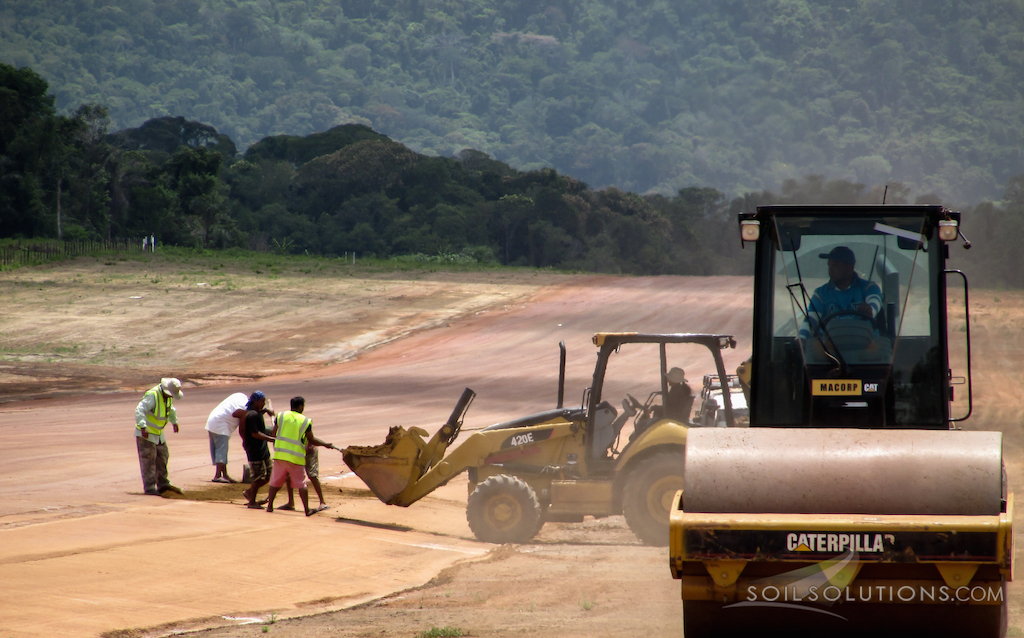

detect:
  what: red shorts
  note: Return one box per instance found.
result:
[269,459,306,489]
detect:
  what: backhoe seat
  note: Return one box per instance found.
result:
[590,401,622,456]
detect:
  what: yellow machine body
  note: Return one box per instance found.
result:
[671,205,1015,637]
[344,332,737,544]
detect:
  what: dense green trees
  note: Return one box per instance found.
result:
[3,61,1023,288]
[3,0,1024,204]
[0,62,748,273]
[227,126,723,274]
[951,174,1024,288]
[0,65,115,240]
[0,64,60,238]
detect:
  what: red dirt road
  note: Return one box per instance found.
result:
[2,275,1022,637]
[0,275,750,637]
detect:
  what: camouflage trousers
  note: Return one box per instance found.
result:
[136,436,170,494]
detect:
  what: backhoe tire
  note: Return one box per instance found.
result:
[467,475,543,544]
[622,450,684,546]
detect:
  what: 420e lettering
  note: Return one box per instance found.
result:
[499,428,554,450]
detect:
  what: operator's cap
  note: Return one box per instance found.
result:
[667,367,688,384]
[160,377,184,399]
[819,245,856,265]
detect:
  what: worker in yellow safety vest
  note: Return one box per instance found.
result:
[134,377,185,495]
[264,396,336,516]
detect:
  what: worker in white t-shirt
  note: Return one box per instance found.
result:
[205,391,272,483]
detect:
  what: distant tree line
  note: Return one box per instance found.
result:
[3,0,1024,204]
[2,62,1022,286]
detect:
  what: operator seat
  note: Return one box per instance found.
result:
[591,400,633,457]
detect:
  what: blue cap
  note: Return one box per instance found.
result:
[250,390,265,401]
[819,246,855,265]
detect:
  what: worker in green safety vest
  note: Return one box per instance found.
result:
[134,377,185,495]
[264,396,336,516]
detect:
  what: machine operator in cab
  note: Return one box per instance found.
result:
[799,246,882,358]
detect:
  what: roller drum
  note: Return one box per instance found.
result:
[684,428,1003,516]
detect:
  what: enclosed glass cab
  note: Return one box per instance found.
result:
[741,205,959,429]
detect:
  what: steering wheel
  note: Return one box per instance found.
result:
[620,398,637,418]
[816,308,872,331]
[625,393,644,412]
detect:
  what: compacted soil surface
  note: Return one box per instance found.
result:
[1,255,1021,637]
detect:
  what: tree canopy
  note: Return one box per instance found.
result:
[3,0,1024,204]
[2,61,1022,288]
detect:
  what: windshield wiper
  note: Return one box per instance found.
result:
[783,236,850,375]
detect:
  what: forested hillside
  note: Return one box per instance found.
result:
[0,64,745,275]
[5,60,1023,285]
[3,0,1023,204]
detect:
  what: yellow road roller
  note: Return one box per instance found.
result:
[670,205,1013,636]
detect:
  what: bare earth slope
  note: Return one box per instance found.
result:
[0,255,571,400]
[0,258,1021,638]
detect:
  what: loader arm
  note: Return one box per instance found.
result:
[344,388,581,509]
[412,387,476,477]
[342,388,475,505]
[388,429,519,506]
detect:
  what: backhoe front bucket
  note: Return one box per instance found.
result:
[342,425,429,504]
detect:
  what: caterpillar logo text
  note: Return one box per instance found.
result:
[787,532,894,553]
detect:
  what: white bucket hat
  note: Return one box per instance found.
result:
[666,367,688,384]
[160,377,184,399]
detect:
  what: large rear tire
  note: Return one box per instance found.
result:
[622,450,684,546]
[467,475,542,544]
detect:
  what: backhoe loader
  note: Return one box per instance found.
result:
[670,205,1013,636]
[343,332,738,545]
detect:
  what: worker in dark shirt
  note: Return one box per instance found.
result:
[664,367,694,423]
[241,408,276,509]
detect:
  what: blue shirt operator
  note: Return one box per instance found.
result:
[799,246,882,341]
